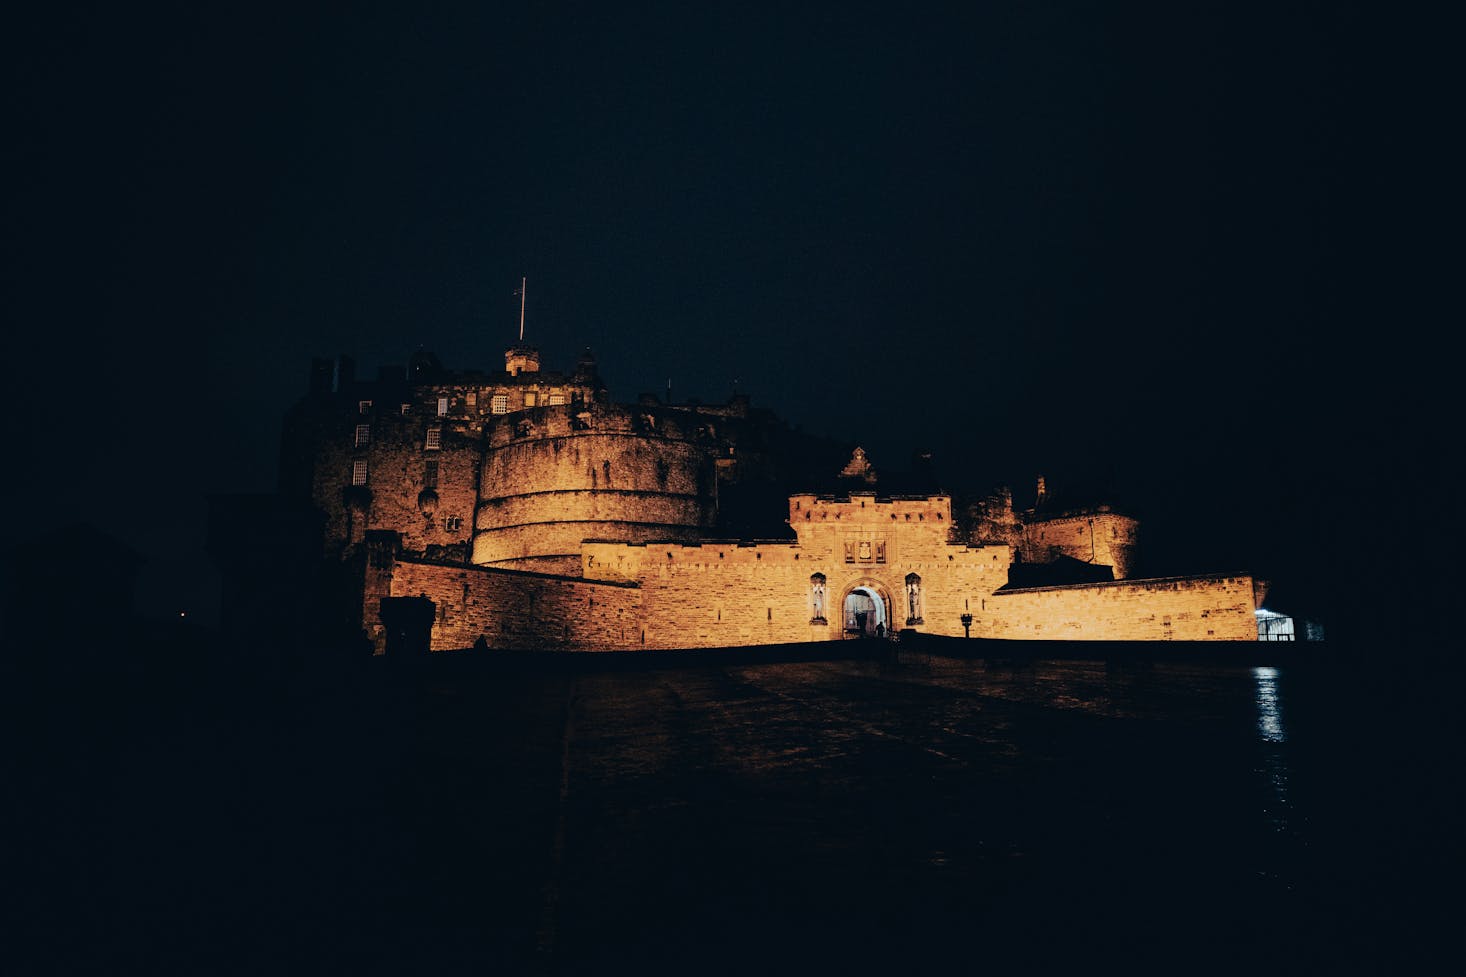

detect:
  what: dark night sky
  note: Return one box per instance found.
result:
[4,2,1447,636]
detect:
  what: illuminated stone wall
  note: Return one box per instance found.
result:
[369,530,1257,652]
[1022,510,1141,579]
[355,417,479,556]
[987,573,1259,640]
[280,350,599,559]
[386,557,644,651]
[472,403,719,570]
[579,537,1011,649]
[575,492,1014,650]
[297,403,482,558]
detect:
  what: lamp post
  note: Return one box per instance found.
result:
[960,613,973,638]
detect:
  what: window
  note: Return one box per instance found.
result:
[425,427,442,450]
[524,391,538,408]
[423,460,439,488]
[445,515,463,532]
[354,423,370,447]
[351,460,368,485]
[491,394,509,414]
[437,397,449,417]
[358,400,372,414]
[548,392,565,406]
[400,403,411,415]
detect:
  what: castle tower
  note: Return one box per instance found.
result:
[472,403,719,575]
[505,345,540,376]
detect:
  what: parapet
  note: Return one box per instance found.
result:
[788,492,952,526]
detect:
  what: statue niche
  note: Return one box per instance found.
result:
[905,572,924,626]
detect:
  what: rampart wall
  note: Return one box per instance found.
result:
[387,557,644,651]
[988,573,1258,640]
[370,545,1258,651]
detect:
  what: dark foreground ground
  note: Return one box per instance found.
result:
[10,637,1464,975]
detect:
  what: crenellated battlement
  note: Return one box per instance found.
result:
[788,492,951,526]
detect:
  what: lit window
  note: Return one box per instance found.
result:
[491,394,508,414]
[354,424,370,447]
[358,400,372,414]
[548,392,566,406]
[351,460,367,485]
[437,397,449,417]
[400,403,411,415]
[524,391,538,408]
[424,460,439,488]
[425,427,442,450]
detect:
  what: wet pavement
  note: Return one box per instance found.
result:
[19,649,1464,974]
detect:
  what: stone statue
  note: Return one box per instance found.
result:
[906,575,923,623]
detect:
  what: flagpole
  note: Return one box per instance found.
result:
[518,277,526,342]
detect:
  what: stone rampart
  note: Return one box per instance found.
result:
[387,557,644,651]
[987,573,1258,640]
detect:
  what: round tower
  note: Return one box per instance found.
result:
[472,403,718,575]
[504,344,540,376]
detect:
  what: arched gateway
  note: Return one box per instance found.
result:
[842,582,891,637]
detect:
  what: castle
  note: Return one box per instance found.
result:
[268,343,1272,652]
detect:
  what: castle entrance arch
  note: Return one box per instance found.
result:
[842,584,889,638]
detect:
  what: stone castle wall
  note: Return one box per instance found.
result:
[358,421,478,556]
[280,353,600,559]
[1022,511,1141,579]
[371,539,1258,652]
[989,573,1258,640]
[387,557,644,651]
[581,536,1012,649]
[472,404,719,568]
[575,491,1013,649]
